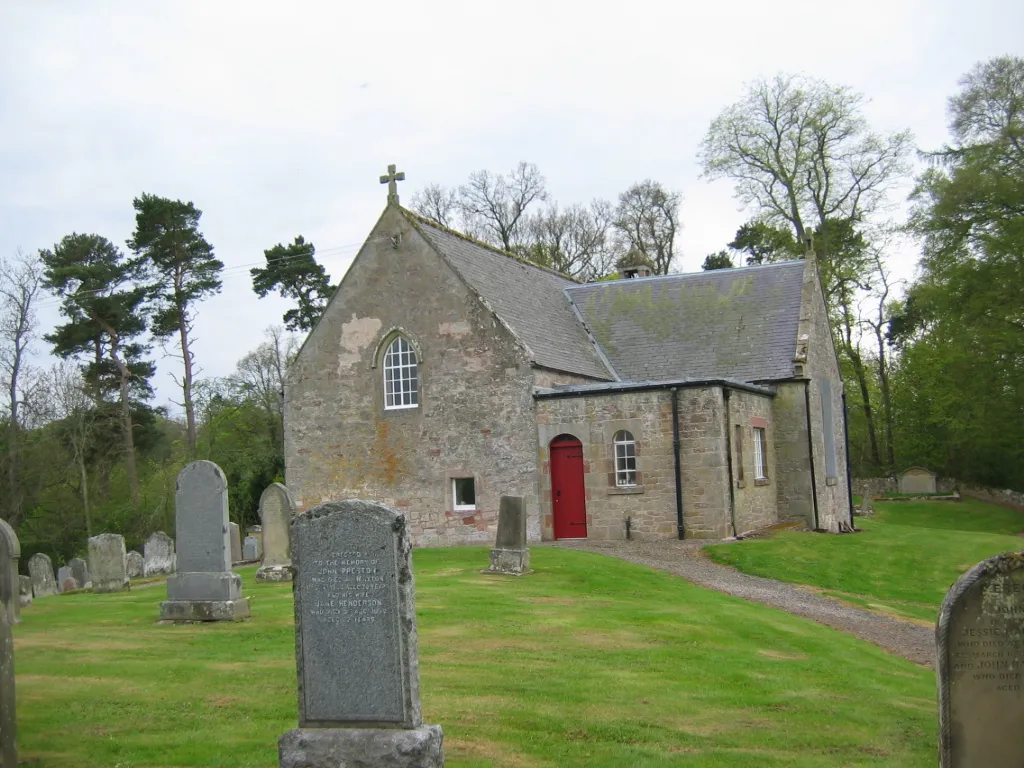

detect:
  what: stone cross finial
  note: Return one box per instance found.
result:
[803,230,815,255]
[379,164,406,205]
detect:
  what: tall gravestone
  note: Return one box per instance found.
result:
[257,483,294,582]
[485,496,531,576]
[159,461,250,622]
[0,528,16,768]
[0,520,19,625]
[27,553,56,598]
[144,532,175,576]
[937,551,1024,766]
[278,500,443,768]
[88,533,129,593]
[229,523,242,564]
[68,557,90,590]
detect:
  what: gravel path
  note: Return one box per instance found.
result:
[549,538,936,667]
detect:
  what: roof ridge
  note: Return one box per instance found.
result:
[568,259,806,290]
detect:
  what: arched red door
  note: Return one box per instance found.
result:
[550,435,587,539]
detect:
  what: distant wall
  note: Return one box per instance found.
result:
[852,476,1024,510]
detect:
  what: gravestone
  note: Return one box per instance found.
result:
[68,557,90,589]
[27,553,56,598]
[144,532,175,576]
[485,496,531,576]
[88,533,129,593]
[18,577,31,609]
[229,522,242,564]
[898,466,937,495]
[0,527,16,768]
[278,500,443,768]
[257,484,294,582]
[57,566,76,592]
[937,551,1024,766]
[0,520,19,625]
[159,460,250,622]
[126,551,144,579]
[243,536,261,562]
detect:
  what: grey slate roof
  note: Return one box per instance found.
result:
[405,211,614,381]
[566,261,805,384]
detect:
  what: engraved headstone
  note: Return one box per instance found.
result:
[243,536,261,562]
[937,551,1024,766]
[257,484,294,582]
[68,557,90,590]
[126,551,144,579]
[27,553,56,598]
[159,461,250,622]
[278,500,443,768]
[0,527,16,768]
[88,533,129,593]
[143,532,175,576]
[229,522,242,564]
[18,577,31,609]
[486,496,531,576]
[0,520,19,625]
[57,566,76,592]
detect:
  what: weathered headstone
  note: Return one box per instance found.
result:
[485,496,531,576]
[937,551,1024,766]
[126,550,144,579]
[18,577,31,609]
[88,533,129,594]
[0,526,16,768]
[899,466,937,495]
[57,566,76,592]
[243,536,262,562]
[278,500,443,768]
[257,484,294,582]
[143,532,175,576]
[0,520,19,625]
[159,460,250,622]
[68,557,90,590]
[27,553,56,598]
[229,522,242,564]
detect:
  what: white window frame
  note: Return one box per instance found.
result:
[753,427,768,480]
[452,478,476,511]
[613,430,637,487]
[383,336,419,410]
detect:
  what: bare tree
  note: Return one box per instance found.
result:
[457,162,548,250]
[228,326,300,448]
[409,184,459,229]
[613,180,682,274]
[524,200,616,280]
[44,361,97,537]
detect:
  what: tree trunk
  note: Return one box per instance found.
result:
[77,442,92,538]
[179,320,197,457]
[6,374,21,529]
[874,324,896,470]
[111,341,140,507]
[845,344,882,469]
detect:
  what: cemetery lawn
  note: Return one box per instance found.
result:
[706,498,1024,623]
[14,551,936,767]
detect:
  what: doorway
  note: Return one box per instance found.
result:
[550,435,588,539]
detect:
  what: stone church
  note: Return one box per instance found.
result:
[284,176,852,545]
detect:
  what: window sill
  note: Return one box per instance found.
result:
[608,485,645,496]
[453,506,477,513]
[754,478,770,487]
[826,477,838,487]
[384,405,419,411]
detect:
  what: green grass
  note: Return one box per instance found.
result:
[13,550,937,767]
[706,498,1024,623]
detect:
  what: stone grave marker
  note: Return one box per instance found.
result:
[898,466,937,495]
[57,566,76,592]
[88,533,129,593]
[243,536,261,562]
[144,532,175,576]
[18,577,31,609]
[485,496,531,576]
[937,551,1024,765]
[229,522,242,564]
[159,460,250,622]
[0,527,16,768]
[27,553,56,598]
[126,551,144,579]
[257,483,294,582]
[68,557,90,590]
[0,520,19,625]
[278,500,443,767]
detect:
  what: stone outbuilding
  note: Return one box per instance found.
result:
[284,188,852,545]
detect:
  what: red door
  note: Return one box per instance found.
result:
[551,436,588,539]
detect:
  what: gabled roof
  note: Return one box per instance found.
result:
[566,261,805,383]
[403,211,614,381]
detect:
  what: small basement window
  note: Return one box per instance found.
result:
[452,478,476,510]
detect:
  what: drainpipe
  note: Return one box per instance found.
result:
[841,390,855,529]
[803,381,820,530]
[672,387,685,540]
[722,387,738,538]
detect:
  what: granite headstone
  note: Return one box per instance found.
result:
[278,499,443,768]
[243,536,261,562]
[229,522,242,564]
[0,528,15,768]
[0,520,19,625]
[27,553,56,598]
[143,532,175,576]
[126,550,144,579]
[937,551,1024,766]
[17,577,31,609]
[485,496,531,576]
[68,557,90,590]
[88,533,129,593]
[159,460,250,622]
[899,466,938,495]
[256,483,294,582]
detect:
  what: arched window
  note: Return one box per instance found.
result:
[383,336,419,409]
[613,430,636,487]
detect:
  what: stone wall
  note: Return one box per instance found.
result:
[727,390,778,535]
[772,382,813,525]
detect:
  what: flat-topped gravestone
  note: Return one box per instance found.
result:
[126,551,144,579]
[257,483,294,582]
[68,557,90,590]
[18,577,31,609]
[144,532,175,576]
[485,496,531,576]
[899,466,937,495]
[88,533,129,593]
[0,520,19,625]
[160,461,249,622]
[938,551,1024,766]
[27,553,56,598]
[278,499,443,768]
[243,536,261,562]
[229,522,242,564]
[0,529,15,768]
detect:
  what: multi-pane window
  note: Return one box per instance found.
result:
[614,430,637,487]
[453,478,476,510]
[383,336,418,409]
[753,427,768,480]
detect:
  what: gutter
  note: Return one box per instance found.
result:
[535,378,776,400]
[804,381,820,530]
[671,387,685,540]
[723,387,738,538]
[841,390,855,529]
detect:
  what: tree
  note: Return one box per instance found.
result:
[40,233,153,507]
[409,184,458,229]
[227,326,299,450]
[44,361,97,536]
[128,193,222,457]
[520,200,615,281]
[457,162,548,250]
[612,180,681,274]
[728,221,800,265]
[251,236,333,332]
[702,250,735,270]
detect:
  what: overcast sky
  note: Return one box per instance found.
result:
[1,1,1021,412]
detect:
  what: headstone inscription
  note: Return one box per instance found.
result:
[485,496,531,576]
[126,551,144,579]
[229,522,242,564]
[0,519,19,625]
[278,500,443,768]
[88,533,129,593]
[256,483,294,582]
[68,557,90,589]
[937,551,1024,766]
[159,460,250,622]
[0,529,16,768]
[17,577,31,609]
[27,553,56,598]
[143,532,175,576]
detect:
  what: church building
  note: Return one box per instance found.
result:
[284,172,853,545]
